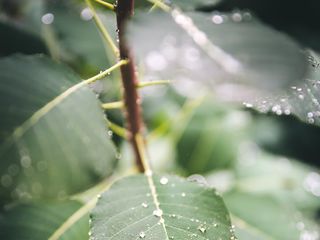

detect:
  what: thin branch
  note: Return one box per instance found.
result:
[85,0,119,57]
[147,0,171,12]
[102,101,124,109]
[0,60,128,156]
[107,120,129,139]
[136,80,170,88]
[48,167,139,240]
[48,197,97,240]
[93,0,115,10]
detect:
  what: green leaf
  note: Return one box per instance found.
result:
[91,174,234,239]
[175,101,248,174]
[128,11,307,91]
[0,55,117,203]
[233,148,320,212]
[243,50,320,127]
[0,21,48,57]
[0,200,89,240]
[224,192,320,240]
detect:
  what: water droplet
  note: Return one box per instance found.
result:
[80,8,93,21]
[36,161,47,171]
[1,174,12,187]
[141,202,148,208]
[284,109,291,115]
[139,232,146,238]
[272,105,281,113]
[198,225,206,233]
[303,172,320,197]
[181,192,186,197]
[308,118,315,124]
[8,164,19,176]
[243,102,253,108]
[212,14,223,24]
[160,177,169,185]
[146,51,167,71]
[107,130,113,137]
[307,112,314,118]
[243,12,252,21]
[41,13,54,25]
[231,12,242,22]
[298,94,305,100]
[116,153,122,160]
[153,209,163,217]
[20,156,32,168]
[187,174,208,186]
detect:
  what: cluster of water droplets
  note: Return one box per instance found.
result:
[0,142,51,201]
[243,83,320,125]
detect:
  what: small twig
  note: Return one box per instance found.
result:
[136,80,171,88]
[101,101,124,110]
[147,0,171,12]
[93,0,115,10]
[48,197,97,240]
[85,60,128,84]
[107,120,129,139]
[85,0,119,57]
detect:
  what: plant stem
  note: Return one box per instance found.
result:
[116,0,145,172]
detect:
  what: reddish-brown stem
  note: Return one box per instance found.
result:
[116,0,145,172]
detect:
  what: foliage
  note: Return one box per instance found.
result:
[0,0,319,239]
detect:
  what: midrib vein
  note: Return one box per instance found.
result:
[146,173,170,240]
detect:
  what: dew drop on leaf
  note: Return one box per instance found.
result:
[160,177,169,185]
[141,202,148,208]
[198,225,206,233]
[153,209,163,217]
[212,14,223,24]
[139,231,146,238]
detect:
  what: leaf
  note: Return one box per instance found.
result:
[90,174,235,239]
[232,146,320,212]
[0,55,117,203]
[128,11,307,92]
[242,50,320,127]
[0,200,89,240]
[0,21,48,57]
[175,100,248,174]
[224,191,320,240]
